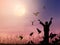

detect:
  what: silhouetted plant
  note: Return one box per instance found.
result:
[52,38,60,45]
[27,40,34,45]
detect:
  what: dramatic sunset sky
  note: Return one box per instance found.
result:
[0,0,60,44]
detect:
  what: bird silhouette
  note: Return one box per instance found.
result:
[36,28,41,34]
[32,21,34,25]
[31,20,35,25]
[30,32,34,36]
[50,17,53,21]
[43,6,46,9]
[19,36,23,40]
[38,19,40,21]
[49,33,57,39]
[33,12,39,16]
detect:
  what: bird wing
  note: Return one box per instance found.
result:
[32,22,33,25]
[33,13,37,16]
[36,28,41,34]
[43,6,46,9]
[50,33,57,39]
[33,12,39,16]
[30,32,33,36]
[19,36,23,40]
[36,12,39,14]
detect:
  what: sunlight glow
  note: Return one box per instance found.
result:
[14,4,26,16]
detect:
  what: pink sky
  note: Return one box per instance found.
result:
[0,0,60,44]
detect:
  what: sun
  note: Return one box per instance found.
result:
[14,5,26,16]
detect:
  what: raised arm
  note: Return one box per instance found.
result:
[49,17,53,26]
[38,19,45,26]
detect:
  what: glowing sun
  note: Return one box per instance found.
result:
[14,5,26,16]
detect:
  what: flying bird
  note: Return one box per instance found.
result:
[38,19,40,21]
[36,28,41,34]
[50,17,53,21]
[43,6,46,9]
[49,33,57,39]
[19,36,23,40]
[30,40,34,44]
[32,21,34,25]
[33,12,39,16]
[30,32,34,36]
[31,20,35,25]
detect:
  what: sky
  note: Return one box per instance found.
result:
[0,0,60,44]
